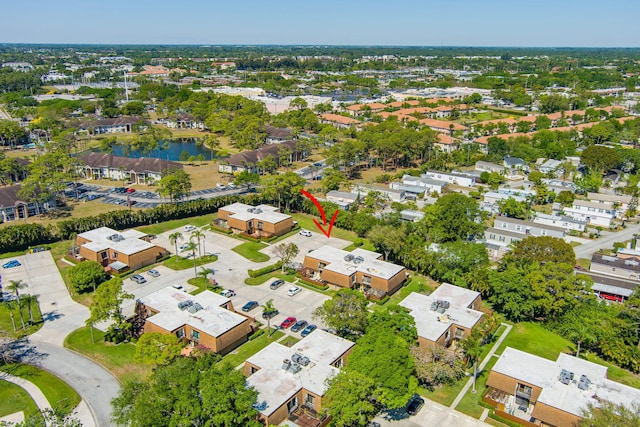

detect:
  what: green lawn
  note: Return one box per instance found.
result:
[280,336,301,347]
[137,214,216,235]
[231,242,270,262]
[245,272,296,286]
[0,364,80,414]
[0,300,43,338]
[370,274,435,311]
[455,356,500,418]
[163,254,218,270]
[496,322,572,361]
[0,379,41,420]
[219,329,284,368]
[187,277,222,295]
[64,326,150,382]
[420,379,466,407]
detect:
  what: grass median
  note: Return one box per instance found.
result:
[232,242,270,262]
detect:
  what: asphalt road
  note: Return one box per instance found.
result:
[573,222,640,260]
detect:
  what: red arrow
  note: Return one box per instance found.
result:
[300,189,339,238]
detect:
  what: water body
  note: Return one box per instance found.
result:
[107,138,212,161]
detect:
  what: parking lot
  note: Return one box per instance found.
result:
[129,224,344,335]
[371,397,489,427]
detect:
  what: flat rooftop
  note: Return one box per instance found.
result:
[307,245,405,280]
[493,347,640,417]
[399,285,483,342]
[78,226,155,255]
[221,202,291,224]
[247,330,354,417]
[140,287,247,337]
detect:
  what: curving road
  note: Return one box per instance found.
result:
[6,252,121,427]
[573,222,640,260]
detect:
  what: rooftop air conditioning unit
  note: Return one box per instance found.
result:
[344,254,354,262]
[254,208,262,214]
[299,356,310,366]
[282,359,291,370]
[288,362,301,374]
[430,301,439,311]
[291,353,302,364]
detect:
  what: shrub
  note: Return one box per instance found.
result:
[68,261,106,293]
[248,261,282,278]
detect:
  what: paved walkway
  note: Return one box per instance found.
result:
[1,373,52,410]
[450,323,512,410]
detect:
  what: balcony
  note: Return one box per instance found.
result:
[288,405,331,427]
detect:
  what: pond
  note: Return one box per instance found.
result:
[106,138,213,161]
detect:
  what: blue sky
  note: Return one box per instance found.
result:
[1,0,638,47]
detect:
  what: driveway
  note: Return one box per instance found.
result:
[373,397,489,427]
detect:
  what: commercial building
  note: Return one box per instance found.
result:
[76,226,166,272]
[485,347,640,427]
[399,284,484,350]
[136,287,252,354]
[216,203,294,238]
[245,330,354,426]
[303,245,407,297]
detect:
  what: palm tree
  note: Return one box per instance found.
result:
[184,241,198,277]
[197,268,215,289]
[261,299,278,339]
[168,232,183,260]
[21,294,37,325]
[6,280,27,305]
[190,230,205,258]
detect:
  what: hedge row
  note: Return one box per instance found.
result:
[297,276,330,291]
[248,261,282,278]
[0,193,270,254]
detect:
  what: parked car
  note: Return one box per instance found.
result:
[301,324,317,337]
[262,309,279,320]
[130,274,147,284]
[220,289,236,298]
[184,225,196,232]
[126,188,136,193]
[291,320,308,333]
[179,244,190,252]
[280,317,297,329]
[147,269,160,278]
[227,182,236,189]
[406,395,425,416]
[299,230,312,237]
[242,301,259,312]
[172,284,184,290]
[270,279,285,290]
[216,183,226,190]
[2,260,21,269]
[287,286,302,297]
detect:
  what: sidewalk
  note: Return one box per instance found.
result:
[1,372,52,411]
[450,323,512,410]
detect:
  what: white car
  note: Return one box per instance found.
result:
[299,230,312,237]
[179,244,190,252]
[216,183,226,190]
[184,225,196,232]
[287,286,302,297]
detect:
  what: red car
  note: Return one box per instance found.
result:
[126,188,136,193]
[280,317,297,329]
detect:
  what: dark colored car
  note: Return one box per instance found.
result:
[262,310,279,320]
[2,260,21,268]
[280,317,297,329]
[290,320,308,333]
[406,395,424,416]
[270,279,284,290]
[301,324,317,337]
[242,301,259,312]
